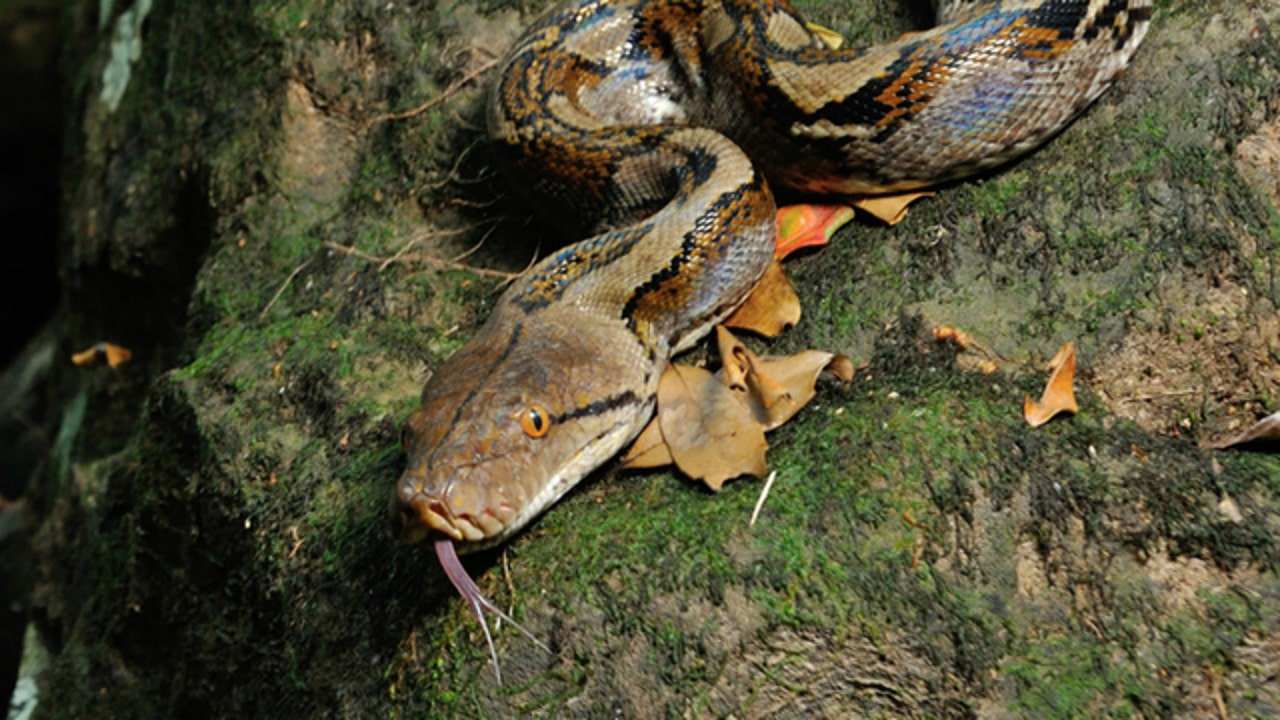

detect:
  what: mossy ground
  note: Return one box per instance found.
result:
[11,0,1280,718]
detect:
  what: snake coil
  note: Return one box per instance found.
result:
[392,0,1151,682]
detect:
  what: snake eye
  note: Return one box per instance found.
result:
[519,404,551,438]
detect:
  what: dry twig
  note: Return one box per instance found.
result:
[322,237,527,283]
[364,56,499,128]
[260,258,314,320]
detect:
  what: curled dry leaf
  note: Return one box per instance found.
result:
[620,327,854,489]
[851,190,935,225]
[748,350,855,430]
[715,326,792,408]
[716,325,753,392]
[723,260,801,337]
[933,326,978,349]
[934,325,1000,372]
[1206,410,1280,451]
[1023,342,1078,428]
[71,342,133,369]
[717,326,854,429]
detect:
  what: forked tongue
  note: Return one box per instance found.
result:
[434,538,551,684]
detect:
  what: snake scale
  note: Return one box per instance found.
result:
[392,0,1151,679]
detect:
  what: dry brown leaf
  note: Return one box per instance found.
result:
[723,260,801,338]
[716,327,793,416]
[744,351,855,430]
[933,326,978,348]
[717,325,753,392]
[1043,342,1075,373]
[715,326,855,427]
[934,325,999,370]
[618,414,674,469]
[657,363,768,490]
[71,342,133,369]
[1206,410,1280,451]
[743,355,793,419]
[852,190,935,225]
[69,347,97,366]
[717,326,791,398]
[1023,341,1079,428]
[620,328,854,488]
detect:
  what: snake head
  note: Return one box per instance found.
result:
[392,310,653,553]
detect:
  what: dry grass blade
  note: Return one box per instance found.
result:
[749,471,778,526]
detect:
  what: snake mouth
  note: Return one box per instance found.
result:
[396,494,461,543]
[395,485,513,546]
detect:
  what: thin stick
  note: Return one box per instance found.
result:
[259,258,313,320]
[421,136,488,191]
[364,57,499,128]
[324,241,384,264]
[750,471,778,526]
[377,237,422,273]
[322,240,522,280]
[450,229,495,265]
[499,240,542,290]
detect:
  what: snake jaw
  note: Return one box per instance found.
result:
[395,475,522,547]
[395,486,462,543]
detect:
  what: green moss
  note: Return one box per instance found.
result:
[1166,587,1265,667]
[1004,632,1154,718]
[965,173,1028,219]
[253,0,324,40]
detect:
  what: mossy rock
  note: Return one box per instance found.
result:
[4,0,1279,718]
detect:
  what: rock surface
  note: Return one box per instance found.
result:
[3,1,1279,718]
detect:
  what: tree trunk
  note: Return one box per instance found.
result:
[4,0,1280,717]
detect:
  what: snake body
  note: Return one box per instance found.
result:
[395,0,1151,552]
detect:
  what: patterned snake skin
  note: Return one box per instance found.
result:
[394,0,1152,552]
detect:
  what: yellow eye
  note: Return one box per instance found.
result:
[519,404,551,438]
